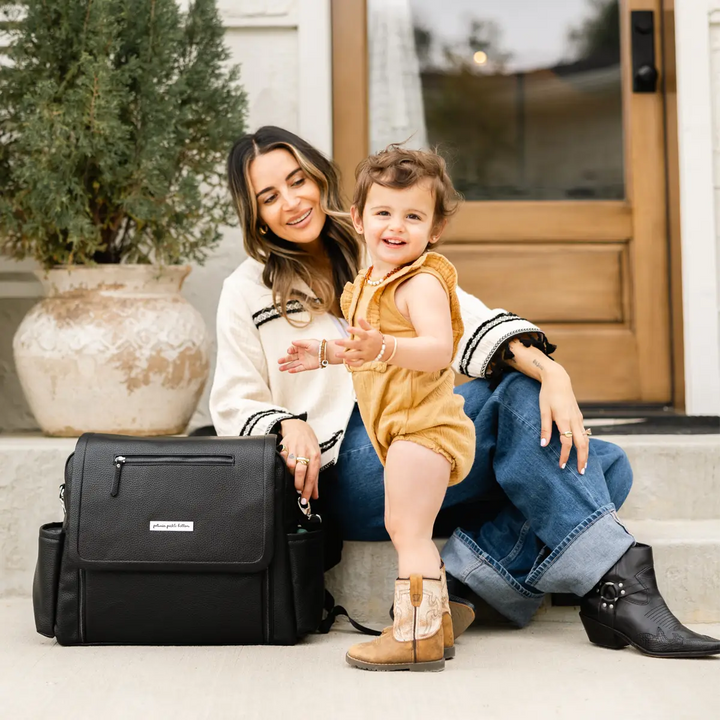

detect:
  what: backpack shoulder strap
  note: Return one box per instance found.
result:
[317,590,382,636]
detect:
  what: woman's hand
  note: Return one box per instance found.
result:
[335,318,383,367]
[278,339,320,373]
[278,418,321,503]
[538,363,589,474]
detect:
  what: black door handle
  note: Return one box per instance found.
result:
[631,10,658,93]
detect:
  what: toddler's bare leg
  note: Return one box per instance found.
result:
[384,440,450,578]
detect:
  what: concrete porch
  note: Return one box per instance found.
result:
[0,597,717,720]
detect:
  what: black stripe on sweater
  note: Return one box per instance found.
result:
[252,300,306,329]
[320,430,344,453]
[240,409,283,436]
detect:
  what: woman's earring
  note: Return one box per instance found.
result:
[259,224,268,236]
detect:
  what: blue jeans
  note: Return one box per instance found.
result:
[326,373,635,627]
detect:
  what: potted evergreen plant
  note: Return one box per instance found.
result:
[0,0,247,436]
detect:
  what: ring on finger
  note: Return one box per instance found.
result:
[296,456,310,465]
[562,431,573,438]
[583,428,593,437]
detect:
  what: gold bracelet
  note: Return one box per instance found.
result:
[386,335,398,363]
[319,339,329,368]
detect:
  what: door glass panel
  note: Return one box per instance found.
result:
[367,0,624,200]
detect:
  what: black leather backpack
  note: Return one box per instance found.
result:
[32,433,325,645]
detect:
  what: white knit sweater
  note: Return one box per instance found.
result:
[209,258,544,471]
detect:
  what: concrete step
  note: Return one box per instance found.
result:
[2,435,720,626]
[325,520,720,626]
[605,435,720,520]
[0,437,75,597]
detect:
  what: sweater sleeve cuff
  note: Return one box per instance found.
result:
[457,314,548,378]
[239,409,308,437]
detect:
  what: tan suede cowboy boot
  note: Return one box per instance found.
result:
[346,575,445,672]
[386,563,475,659]
[440,562,456,658]
[448,599,476,639]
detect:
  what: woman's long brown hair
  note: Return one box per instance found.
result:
[227,126,362,325]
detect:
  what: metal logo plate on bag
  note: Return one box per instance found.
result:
[150,521,194,532]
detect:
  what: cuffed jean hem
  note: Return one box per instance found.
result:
[526,506,635,596]
[442,530,545,628]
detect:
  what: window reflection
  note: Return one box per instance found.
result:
[368,0,624,201]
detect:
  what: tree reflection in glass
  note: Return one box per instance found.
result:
[368,0,624,201]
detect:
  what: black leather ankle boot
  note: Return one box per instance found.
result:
[580,543,720,658]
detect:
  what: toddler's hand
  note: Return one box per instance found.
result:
[278,339,321,373]
[335,318,383,367]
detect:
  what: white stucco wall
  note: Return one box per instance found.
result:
[675,1,720,415]
[0,0,332,432]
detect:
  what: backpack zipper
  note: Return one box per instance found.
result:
[111,455,234,497]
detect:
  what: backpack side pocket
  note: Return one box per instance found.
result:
[286,529,325,636]
[32,522,65,638]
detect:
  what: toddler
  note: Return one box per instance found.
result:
[279,146,475,671]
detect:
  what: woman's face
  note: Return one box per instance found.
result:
[249,148,326,248]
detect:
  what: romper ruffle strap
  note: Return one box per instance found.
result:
[340,275,365,323]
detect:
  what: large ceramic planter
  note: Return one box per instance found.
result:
[13,265,209,436]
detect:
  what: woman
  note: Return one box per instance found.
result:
[210,126,720,658]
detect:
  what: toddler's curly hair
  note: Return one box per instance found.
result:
[352,145,461,233]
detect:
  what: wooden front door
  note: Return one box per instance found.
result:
[332,0,672,404]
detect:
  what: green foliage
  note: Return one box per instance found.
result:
[0,0,247,267]
[569,0,620,63]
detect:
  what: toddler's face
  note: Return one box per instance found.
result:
[352,180,441,275]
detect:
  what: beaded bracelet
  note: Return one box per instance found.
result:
[373,334,387,362]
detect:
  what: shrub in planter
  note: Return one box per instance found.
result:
[0,0,247,435]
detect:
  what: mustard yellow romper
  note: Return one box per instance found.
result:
[340,252,475,486]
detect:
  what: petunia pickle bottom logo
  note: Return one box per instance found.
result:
[149,521,194,532]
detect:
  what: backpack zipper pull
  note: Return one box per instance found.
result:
[111,456,126,497]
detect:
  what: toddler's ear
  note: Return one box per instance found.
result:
[429,219,447,244]
[350,205,364,234]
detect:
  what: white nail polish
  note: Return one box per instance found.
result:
[540,438,548,447]
[561,463,566,470]
[580,468,585,475]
